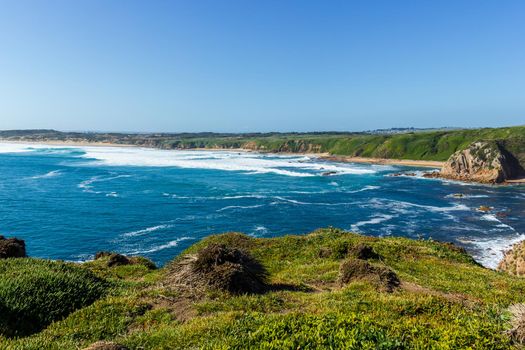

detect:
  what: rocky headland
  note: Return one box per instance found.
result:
[424,141,525,184]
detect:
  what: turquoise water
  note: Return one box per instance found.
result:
[0,143,523,268]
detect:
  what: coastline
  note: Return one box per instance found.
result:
[322,155,444,168]
[0,139,443,168]
[0,139,134,148]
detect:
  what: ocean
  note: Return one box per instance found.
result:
[0,142,523,268]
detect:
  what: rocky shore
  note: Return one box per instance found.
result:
[423,141,525,184]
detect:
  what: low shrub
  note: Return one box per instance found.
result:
[0,258,109,337]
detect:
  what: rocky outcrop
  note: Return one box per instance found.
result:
[498,241,525,276]
[438,141,524,184]
[0,236,26,259]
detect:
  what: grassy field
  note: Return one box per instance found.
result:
[1,228,525,349]
[1,125,524,163]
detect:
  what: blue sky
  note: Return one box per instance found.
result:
[0,0,524,132]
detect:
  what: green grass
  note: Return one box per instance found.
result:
[1,229,525,349]
[0,258,110,337]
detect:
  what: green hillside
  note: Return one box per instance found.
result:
[1,125,524,163]
[2,229,525,349]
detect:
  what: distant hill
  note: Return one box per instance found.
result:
[1,125,524,165]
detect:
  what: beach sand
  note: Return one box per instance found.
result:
[322,155,444,168]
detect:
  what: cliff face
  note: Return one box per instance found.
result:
[439,141,524,183]
[499,241,525,276]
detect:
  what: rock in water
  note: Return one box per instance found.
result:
[499,241,525,276]
[440,141,523,183]
[0,236,26,259]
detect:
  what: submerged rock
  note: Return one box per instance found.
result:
[439,141,524,184]
[477,205,492,212]
[0,236,26,259]
[498,241,525,277]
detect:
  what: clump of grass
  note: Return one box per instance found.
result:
[508,304,525,345]
[0,258,109,337]
[94,251,157,270]
[166,243,268,294]
[348,243,381,260]
[338,259,400,292]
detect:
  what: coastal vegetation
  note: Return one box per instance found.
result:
[1,229,525,349]
[1,125,524,164]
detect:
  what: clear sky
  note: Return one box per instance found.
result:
[0,0,524,132]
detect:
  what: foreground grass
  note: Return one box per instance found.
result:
[1,228,524,349]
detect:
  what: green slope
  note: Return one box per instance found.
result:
[2,229,524,349]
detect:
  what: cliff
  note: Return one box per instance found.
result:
[499,241,525,276]
[437,141,524,183]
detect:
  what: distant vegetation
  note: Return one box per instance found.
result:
[2,229,525,349]
[1,125,524,163]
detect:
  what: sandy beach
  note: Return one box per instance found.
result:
[0,139,447,168]
[322,155,444,168]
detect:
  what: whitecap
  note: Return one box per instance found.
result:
[347,185,380,193]
[250,225,269,237]
[217,204,265,212]
[350,214,395,232]
[127,237,194,255]
[74,147,379,177]
[467,233,525,269]
[29,170,62,179]
[123,224,173,237]
[444,194,490,199]
[78,174,131,193]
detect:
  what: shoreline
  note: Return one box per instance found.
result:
[322,155,444,168]
[0,139,443,168]
[0,139,134,148]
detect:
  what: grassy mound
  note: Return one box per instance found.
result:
[348,243,381,260]
[0,258,109,337]
[0,236,26,259]
[166,243,268,294]
[338,259,400,292]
